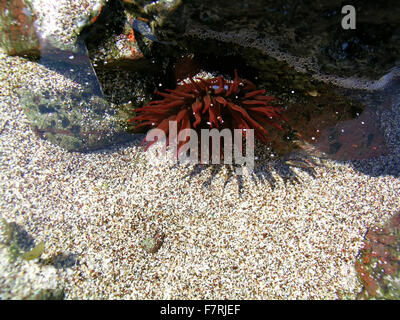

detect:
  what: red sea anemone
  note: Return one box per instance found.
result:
[130,70,286,153]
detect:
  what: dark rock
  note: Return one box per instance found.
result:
[82,1,150,70]
[145,0,400,80]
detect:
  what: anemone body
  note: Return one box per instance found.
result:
[130,70,286,152]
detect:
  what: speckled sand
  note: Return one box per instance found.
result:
[1,49,400,300]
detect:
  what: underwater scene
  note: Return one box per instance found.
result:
[0,0,399,300]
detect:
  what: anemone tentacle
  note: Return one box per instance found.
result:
[130,70,286,155]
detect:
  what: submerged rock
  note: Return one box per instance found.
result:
[147,0,400,80]
[84,5,149,70]
[19,86,132,152]
[86,14,146,69]
[25,288,65,300]
[355,212,400,299]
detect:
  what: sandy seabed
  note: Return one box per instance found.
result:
[1,50,400,299]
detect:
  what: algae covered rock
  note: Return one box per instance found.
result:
[0,0,111,57]
[0,218,44,262]
[19,84,132,152]
[0,219,65,300]
[25,288,65,300]
[14,33,136,152]
[0,0,40,56]
[355,212,400,299]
